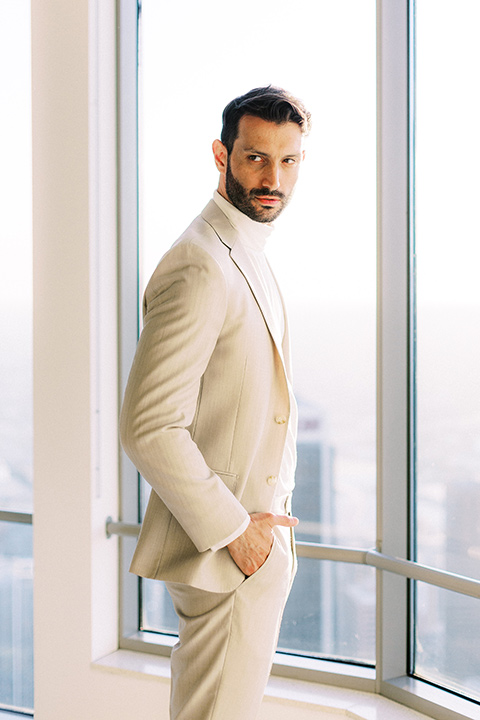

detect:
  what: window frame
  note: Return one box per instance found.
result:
[114,1,480,718]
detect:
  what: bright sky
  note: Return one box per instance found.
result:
[139,0,480,309]
[139,0,377,307]
[0,0,32,307]
[415,0,480,307]
[1,1,479,309]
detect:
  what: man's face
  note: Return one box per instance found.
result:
[215,115,304,223]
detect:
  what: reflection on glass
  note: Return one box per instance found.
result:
[415,582,480,702]
[0,522,33,711]
[279,559,375,665]
[414,0,480,697]
[138,0,376,663]
[142,578,178,636]
[141,560,376,667]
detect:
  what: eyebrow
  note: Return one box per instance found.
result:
[242,147,302,159]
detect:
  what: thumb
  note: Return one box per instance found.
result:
[270,513,299,528]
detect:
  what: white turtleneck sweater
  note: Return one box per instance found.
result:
[210,191,297,551]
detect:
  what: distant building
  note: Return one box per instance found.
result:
[444,478,480,685]
[278,398,376,663]
[278,398,337,656]
[0,549,33,710]
[0,460,34,711]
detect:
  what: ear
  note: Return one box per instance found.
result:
[212,139,228,174]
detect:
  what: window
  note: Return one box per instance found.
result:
[137,0,377,667]
[413,0,480,701]
[0,0,34,713]
[116,2,480,718]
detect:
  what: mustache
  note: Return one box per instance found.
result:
[249,188,285,200]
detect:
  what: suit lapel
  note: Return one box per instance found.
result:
[229,240,285,353]
[201,200,290,379]
[272,269,293,379]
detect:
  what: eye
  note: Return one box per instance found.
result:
[248,154,264,163]
[283,157,297,165]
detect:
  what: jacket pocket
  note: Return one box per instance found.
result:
[214,470,239,495]
[243,534,280,583]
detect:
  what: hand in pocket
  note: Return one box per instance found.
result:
[227,512,298,576]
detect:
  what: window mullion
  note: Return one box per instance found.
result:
[376,0,411,690]
[117,0,142,643]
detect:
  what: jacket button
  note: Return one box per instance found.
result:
[266,475,278,486]
[275,415,287,425]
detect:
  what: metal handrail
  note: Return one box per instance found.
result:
[106,517,141,539]
[105,518,480,600]
[366,549,480,600]
[0,510,33,525]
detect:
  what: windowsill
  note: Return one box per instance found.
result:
[118,630,376,689]
[93,649,437,720]
[383,676,480,720]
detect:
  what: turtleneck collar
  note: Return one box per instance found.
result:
[213,191,274,253]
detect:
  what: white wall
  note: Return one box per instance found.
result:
[31,0,145,716]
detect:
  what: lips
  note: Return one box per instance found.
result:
[251,190,284,207]
[256,196,281,206]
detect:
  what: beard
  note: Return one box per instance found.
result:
[225,159,291,223]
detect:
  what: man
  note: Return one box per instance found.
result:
[120,86,311,719]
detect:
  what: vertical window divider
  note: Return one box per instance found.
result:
[117,0,142,644]
[407,0,417,679]
[376,0,411,694]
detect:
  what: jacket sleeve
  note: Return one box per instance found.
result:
[119,241,249,552]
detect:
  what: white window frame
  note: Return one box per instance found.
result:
[112,2,480,719]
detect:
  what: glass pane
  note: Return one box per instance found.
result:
[139,0,376,662]
[279,559,375,665]
[0,0,33,514]
[0,522,34,711]
[0,2,34,713]
[415,582,480,702]
[142,578,178,636]
[415,0,480,578]
[141,560,376,668]
[414,0,480,696]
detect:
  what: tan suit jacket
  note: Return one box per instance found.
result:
[120,199,294,593]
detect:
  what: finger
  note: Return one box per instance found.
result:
[269,513,299,528]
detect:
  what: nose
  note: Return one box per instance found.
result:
[261,162,281,191]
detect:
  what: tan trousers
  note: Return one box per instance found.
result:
[165,524,296,720]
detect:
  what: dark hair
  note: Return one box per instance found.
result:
[220,85,312,154]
